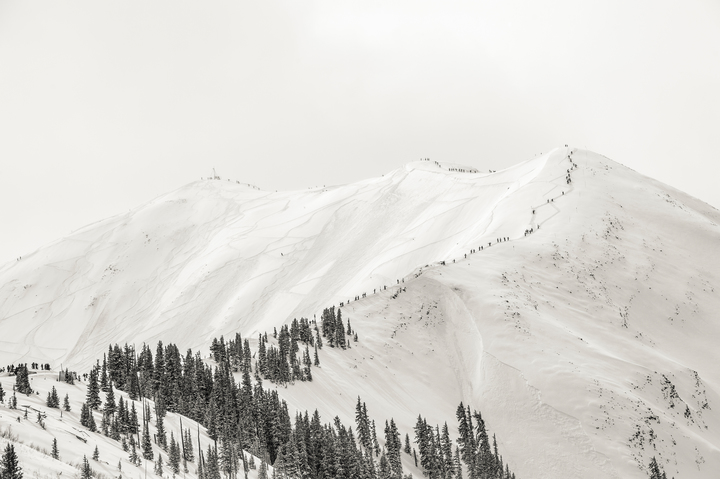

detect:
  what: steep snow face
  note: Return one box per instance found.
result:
[304,150,720,479]
[0,152,548,369]
[2,148,720,478]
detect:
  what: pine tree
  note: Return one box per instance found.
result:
[335,309,346,349]
[1,443,23,479]
[63,394,71,411]
[258,459,268,479]
[142,420,154,460]
[86,366,101,410]
[404,433,411,454]
[384,419,402,479]
[80,455,92,479]
[155,453,164,476]
[473,411,493,478]
[93,445,99,461]
[169,432,181,475]
[454,446,463,479]
[183,429,194,462]
[205,445,220,479]
[441,422,455,479]
[648,457,663,479]
[355,397,370,451]
[100,356,109,392]
[14,365,32,395]
[51,438,59,460]
[0,382,4,403]
[130,402,140,435]
[46,386,59,408]
[456,403,476,478]
[129,440,139,467]
[371,420,380,457]
[156,406,167,450]
[104,385,116,417]
[81,403,97,432]
[313,344,320,367]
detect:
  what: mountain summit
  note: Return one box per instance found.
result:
[1,148,719,478]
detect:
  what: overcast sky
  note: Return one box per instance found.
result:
[1,0,718,264]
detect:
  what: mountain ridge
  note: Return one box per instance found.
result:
[2,147,720,478]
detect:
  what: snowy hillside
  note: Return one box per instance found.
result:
[2,148,720,478]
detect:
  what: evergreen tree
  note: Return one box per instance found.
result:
[156,404,167,450]
[205,445,221,479]
[355,397,370,451]
[335,309,346,349]
[51,438,59,460]
[155,453,164,476]
[258,459,268,479]
[169,432,181,475]
[142,420,154,460]
[1,443,23,479]
[648,457,663,479]
[404,433,411,454]
[371,420,380,457]
[472,411,493,478]
[14,365,32,395]
[81,403,97,432]
[384,419,402,479]
[130,402,140,435]
[92,445,99,461]
[183,428,194,462]
[46,386,59,408]
[0,382,4,403]
[440,422,455,479]
[63,394,71,412]
[80,455,92,479]
[86,366,101,410]
[100,355,109,392]
[129,440,139,467]
[454,446,463,479]
[104,385,116,417]
[456,403,476,478]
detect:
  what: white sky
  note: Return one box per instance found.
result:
[1,0,719,264]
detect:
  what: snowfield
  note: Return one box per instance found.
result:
[1,148,720,478]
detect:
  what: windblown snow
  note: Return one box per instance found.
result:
[2,148,720,478]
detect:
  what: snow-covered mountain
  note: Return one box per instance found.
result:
[2,148,720,478]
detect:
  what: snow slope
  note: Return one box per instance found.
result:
[2,148,720,478]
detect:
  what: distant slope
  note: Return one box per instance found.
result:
[0,152,549,369]
[2,148,720,478]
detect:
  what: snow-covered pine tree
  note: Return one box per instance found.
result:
[155,453,164,476]
[80,455,92,479]
[142,420,154,460]
[86,366,101,410]
[100,354,109,392]
[1,444,22,479]
[156,401,167,450]
[183,428,194,462]
[258,459,268,479]
[335,309,346,349]
[14,364,32,395]
[51,438,59,460]
[104,385,116,416]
